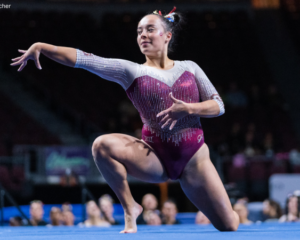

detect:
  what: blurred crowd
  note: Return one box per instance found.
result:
[8,190,300,227]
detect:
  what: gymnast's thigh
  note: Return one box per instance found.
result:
[178,143,236,230]
[92,133,168,183]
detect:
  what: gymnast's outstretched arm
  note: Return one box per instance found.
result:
[10,43,138,90]
[10,42,77,70]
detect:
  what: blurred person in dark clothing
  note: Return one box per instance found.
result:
[9,216,23,226]
[79,200,110,227]
[233,202,253,225]
[228,122,243,155]
[161,199,180,225]
[243,131,256,157]
[47,207,63,226]
[195,211,211,225]
[146,211,162,225]
[27,200,47,226]
[266,84,283,110]
[62,202,73,212]
[225,82,248,108]
[279,193,300,222]
[262,132,277,157]
[99,194,120,225]
[62,210,75,226]
[137,193,159,225]
[247,84,265,110]
[262,199,282,222]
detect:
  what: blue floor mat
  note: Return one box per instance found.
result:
[1,223,300,240]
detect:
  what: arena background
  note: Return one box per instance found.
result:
[0,0,300,229]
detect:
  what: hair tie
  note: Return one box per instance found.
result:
[153,6,177,23]
[164,6,177,23]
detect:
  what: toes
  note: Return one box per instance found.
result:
[119,229,136,234]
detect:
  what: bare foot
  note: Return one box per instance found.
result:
[120,202,143,233]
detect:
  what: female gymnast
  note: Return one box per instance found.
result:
[11,7,239,233]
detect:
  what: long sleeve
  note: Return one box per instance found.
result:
[74,49,139,90]
[188,60,225,116]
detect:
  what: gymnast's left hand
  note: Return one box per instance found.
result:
[156,92,190,130]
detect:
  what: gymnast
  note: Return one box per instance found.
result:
[11,7,239,233]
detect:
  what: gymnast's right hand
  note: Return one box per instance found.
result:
[10,43,42,71]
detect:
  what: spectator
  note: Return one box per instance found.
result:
[62,210,75,226]
[99,194,120,225]
[195,211,211,225]
[146,211,162,226]
[137,193,159,225]
[289,148,300,166]
[248,84,265,109]
[62,202,73,212]
[262,199,282,222]
[28,200,47,226]
[47,207,63,226]
[263,132,276,157]
[161,199,180,225]
[79,200,110,227]
[233,202,253,224]
[279,194,300,222]
[9,216,23,226]
[266,84,283,109]
[244,131,256,157]
[225,82,248,108]
[228,122,243,155]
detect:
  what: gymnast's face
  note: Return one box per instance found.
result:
[137,15,172,57]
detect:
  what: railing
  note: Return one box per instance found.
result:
[0,185,31,226]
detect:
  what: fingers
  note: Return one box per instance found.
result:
[161,118,172,129]
[157,109,167,118]
[169,92,178,103]
[169,120,178,130]
[10,57,25,66]
[17,61,27,72]
[160,114,169,123]
[34,59,42,70]
[18,49,27,53]
[11,56,23,61]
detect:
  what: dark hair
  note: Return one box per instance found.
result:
[143,10,185,52]
[285,194,300,216]
[267,199,282,218]
[163,199,178,209]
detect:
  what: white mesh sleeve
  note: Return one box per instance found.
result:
[187,61,225,116]
[74,49,138,90]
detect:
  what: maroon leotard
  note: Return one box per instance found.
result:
[74,49,225,180]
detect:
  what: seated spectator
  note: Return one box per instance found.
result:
[233,202,253,224]
[62,210,75,226]
[279,193,299,222]
[225,82,248,108]
[99,194,120,225]
[146,211,162,226]
[28,200,47,226]
[79,200,110,227]
[62,202,73,212]
[195,211,211,225]
[161,199,180,225]
[137,193,159,225]
[262,199,282,222]
[9,216,23,226]
[289,148,300,166]
[263,132,276,157]
[47,207,63,227]
[228,122,244,155]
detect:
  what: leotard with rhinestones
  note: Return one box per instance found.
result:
[74,49,224,179]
